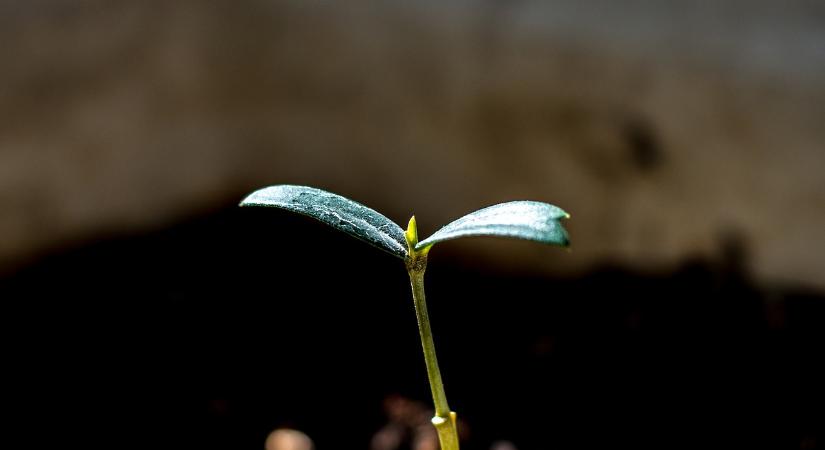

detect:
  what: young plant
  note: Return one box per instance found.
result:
[240,185,570,450]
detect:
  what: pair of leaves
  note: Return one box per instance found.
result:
[240,185,569,259]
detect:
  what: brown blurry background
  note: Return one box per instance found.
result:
[2,1,823,449]
[2,0,824,286]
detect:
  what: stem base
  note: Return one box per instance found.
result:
[433,411,459,450]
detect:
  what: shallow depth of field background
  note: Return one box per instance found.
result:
[2,1,823,449]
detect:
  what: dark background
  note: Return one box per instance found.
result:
[2,1,824,449]
[5,204,824,449]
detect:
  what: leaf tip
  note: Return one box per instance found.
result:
[238,190,262,207]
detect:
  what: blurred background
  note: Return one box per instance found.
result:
[2,0,823,448]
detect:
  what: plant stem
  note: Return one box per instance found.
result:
[409,269,449,416]
[408,268,460,450]
[405,216,460,450]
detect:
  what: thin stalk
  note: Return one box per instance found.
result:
[409,269,450,417]
[405,216,460,450]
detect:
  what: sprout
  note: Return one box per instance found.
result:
[241,184,570,450]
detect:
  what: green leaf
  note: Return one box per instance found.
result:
[240,185,408,259]
[416,201,570,250]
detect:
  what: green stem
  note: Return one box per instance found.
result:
[409,269,450,417]
[405,216,460,450]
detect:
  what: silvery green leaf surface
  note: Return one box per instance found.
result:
[416,201,570,250]
[240,185,408,259]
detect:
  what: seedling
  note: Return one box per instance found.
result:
[240,185,570,450]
